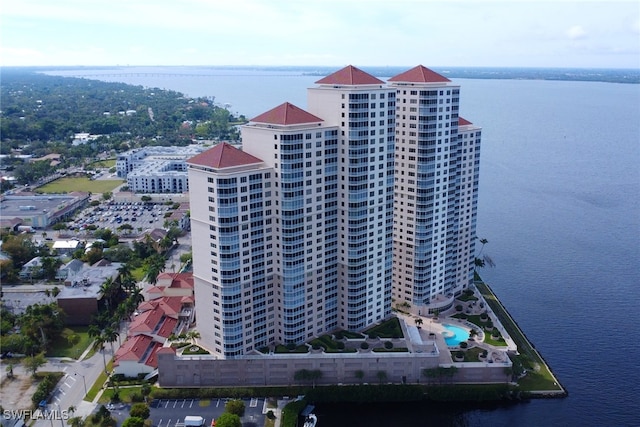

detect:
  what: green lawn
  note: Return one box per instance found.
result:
[85,360,113,402]
[90,159,116,168]
[36,177,123,194]
[99,385,146,404]
[364,317,403,338]
[275,345,309,354]
[182,345,210,355]
[475,281,564,393]
[46,327,93,359]
[310,334,339,351]
[131,266,146,282]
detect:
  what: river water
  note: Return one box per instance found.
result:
[48,67,640,426]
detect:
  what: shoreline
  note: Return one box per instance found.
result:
[474,280,568,398]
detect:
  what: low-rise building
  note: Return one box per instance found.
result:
[55,260,122,325]
[116,146,207,194]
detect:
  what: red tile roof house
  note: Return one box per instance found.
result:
[152,272,194,298]
[112,335,162,378]
[114,283,195,378]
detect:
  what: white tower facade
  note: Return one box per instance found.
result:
[307,66,395,330]
[388,66,481,315]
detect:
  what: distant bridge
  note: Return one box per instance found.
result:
[65,73,299,78]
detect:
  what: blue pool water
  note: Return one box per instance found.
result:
[443,324,470,346]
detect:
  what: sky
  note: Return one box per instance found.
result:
[1,0,639,69]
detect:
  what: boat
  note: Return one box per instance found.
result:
[303,413,317,427]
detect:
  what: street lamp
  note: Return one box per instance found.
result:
[75,372,87,395]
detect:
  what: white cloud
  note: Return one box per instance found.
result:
[566,25,587,40]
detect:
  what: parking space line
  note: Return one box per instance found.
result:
[180,399,185,408]
[164,400,169,408]
[173,400,177,408]
[158,419,163,427]
[216,399,221,407]
[189,399,194,408]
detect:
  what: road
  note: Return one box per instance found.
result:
[26,328,128,427]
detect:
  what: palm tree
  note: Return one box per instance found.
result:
[186,330,201,344]
[118,263,136,293]
[415,318,423,328]
[88,324,101,339]
[103,327,119,355]
[130,286,144,304]
[99,277,116,309]
[92,334,108,374]
[143,254,165,285]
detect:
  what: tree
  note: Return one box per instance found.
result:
[309,369,323,388]
[355,370,364,383]
[22,352,47,377]
[415,318,423,328]
[20,302,66,353]
[40,256,62,281]
[225,399,245,417]
[129,403,150,419]
[118,263,137,293]
[186,330,201,344]
[92,334,108,373]
[179,252,192,264]
[143,254,165,284]
[215,413,241,427]
[422,368,438,385]
[140,384,152,403]
[68,417,83,427]
[103,326,119,355]
[121,417,145,427]
[376,370,387,384]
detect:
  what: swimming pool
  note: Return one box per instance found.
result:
[442,324,470,346]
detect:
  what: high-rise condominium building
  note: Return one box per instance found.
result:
[187,65,480,358]
[388,66,481,314]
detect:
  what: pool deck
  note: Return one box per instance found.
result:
[395,289,517,365]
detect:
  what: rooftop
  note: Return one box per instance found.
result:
[315,65,384,85]
[388,65,451,83]
[250,102,324,126]
[187,142,264,169]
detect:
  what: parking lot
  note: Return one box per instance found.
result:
[65,200,175,237]
[108,398,266,427]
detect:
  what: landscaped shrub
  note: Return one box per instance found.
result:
[460,341,468,349]
[384,341,393,349]
[360,342,369,350]
[31,373,62,407]
[455,305,463,312]
[485,321,494,330]
[286,343,296,351]
[364,317,403,339]
[336,341,345,350]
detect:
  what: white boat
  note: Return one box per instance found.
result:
[303,413,317,427]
